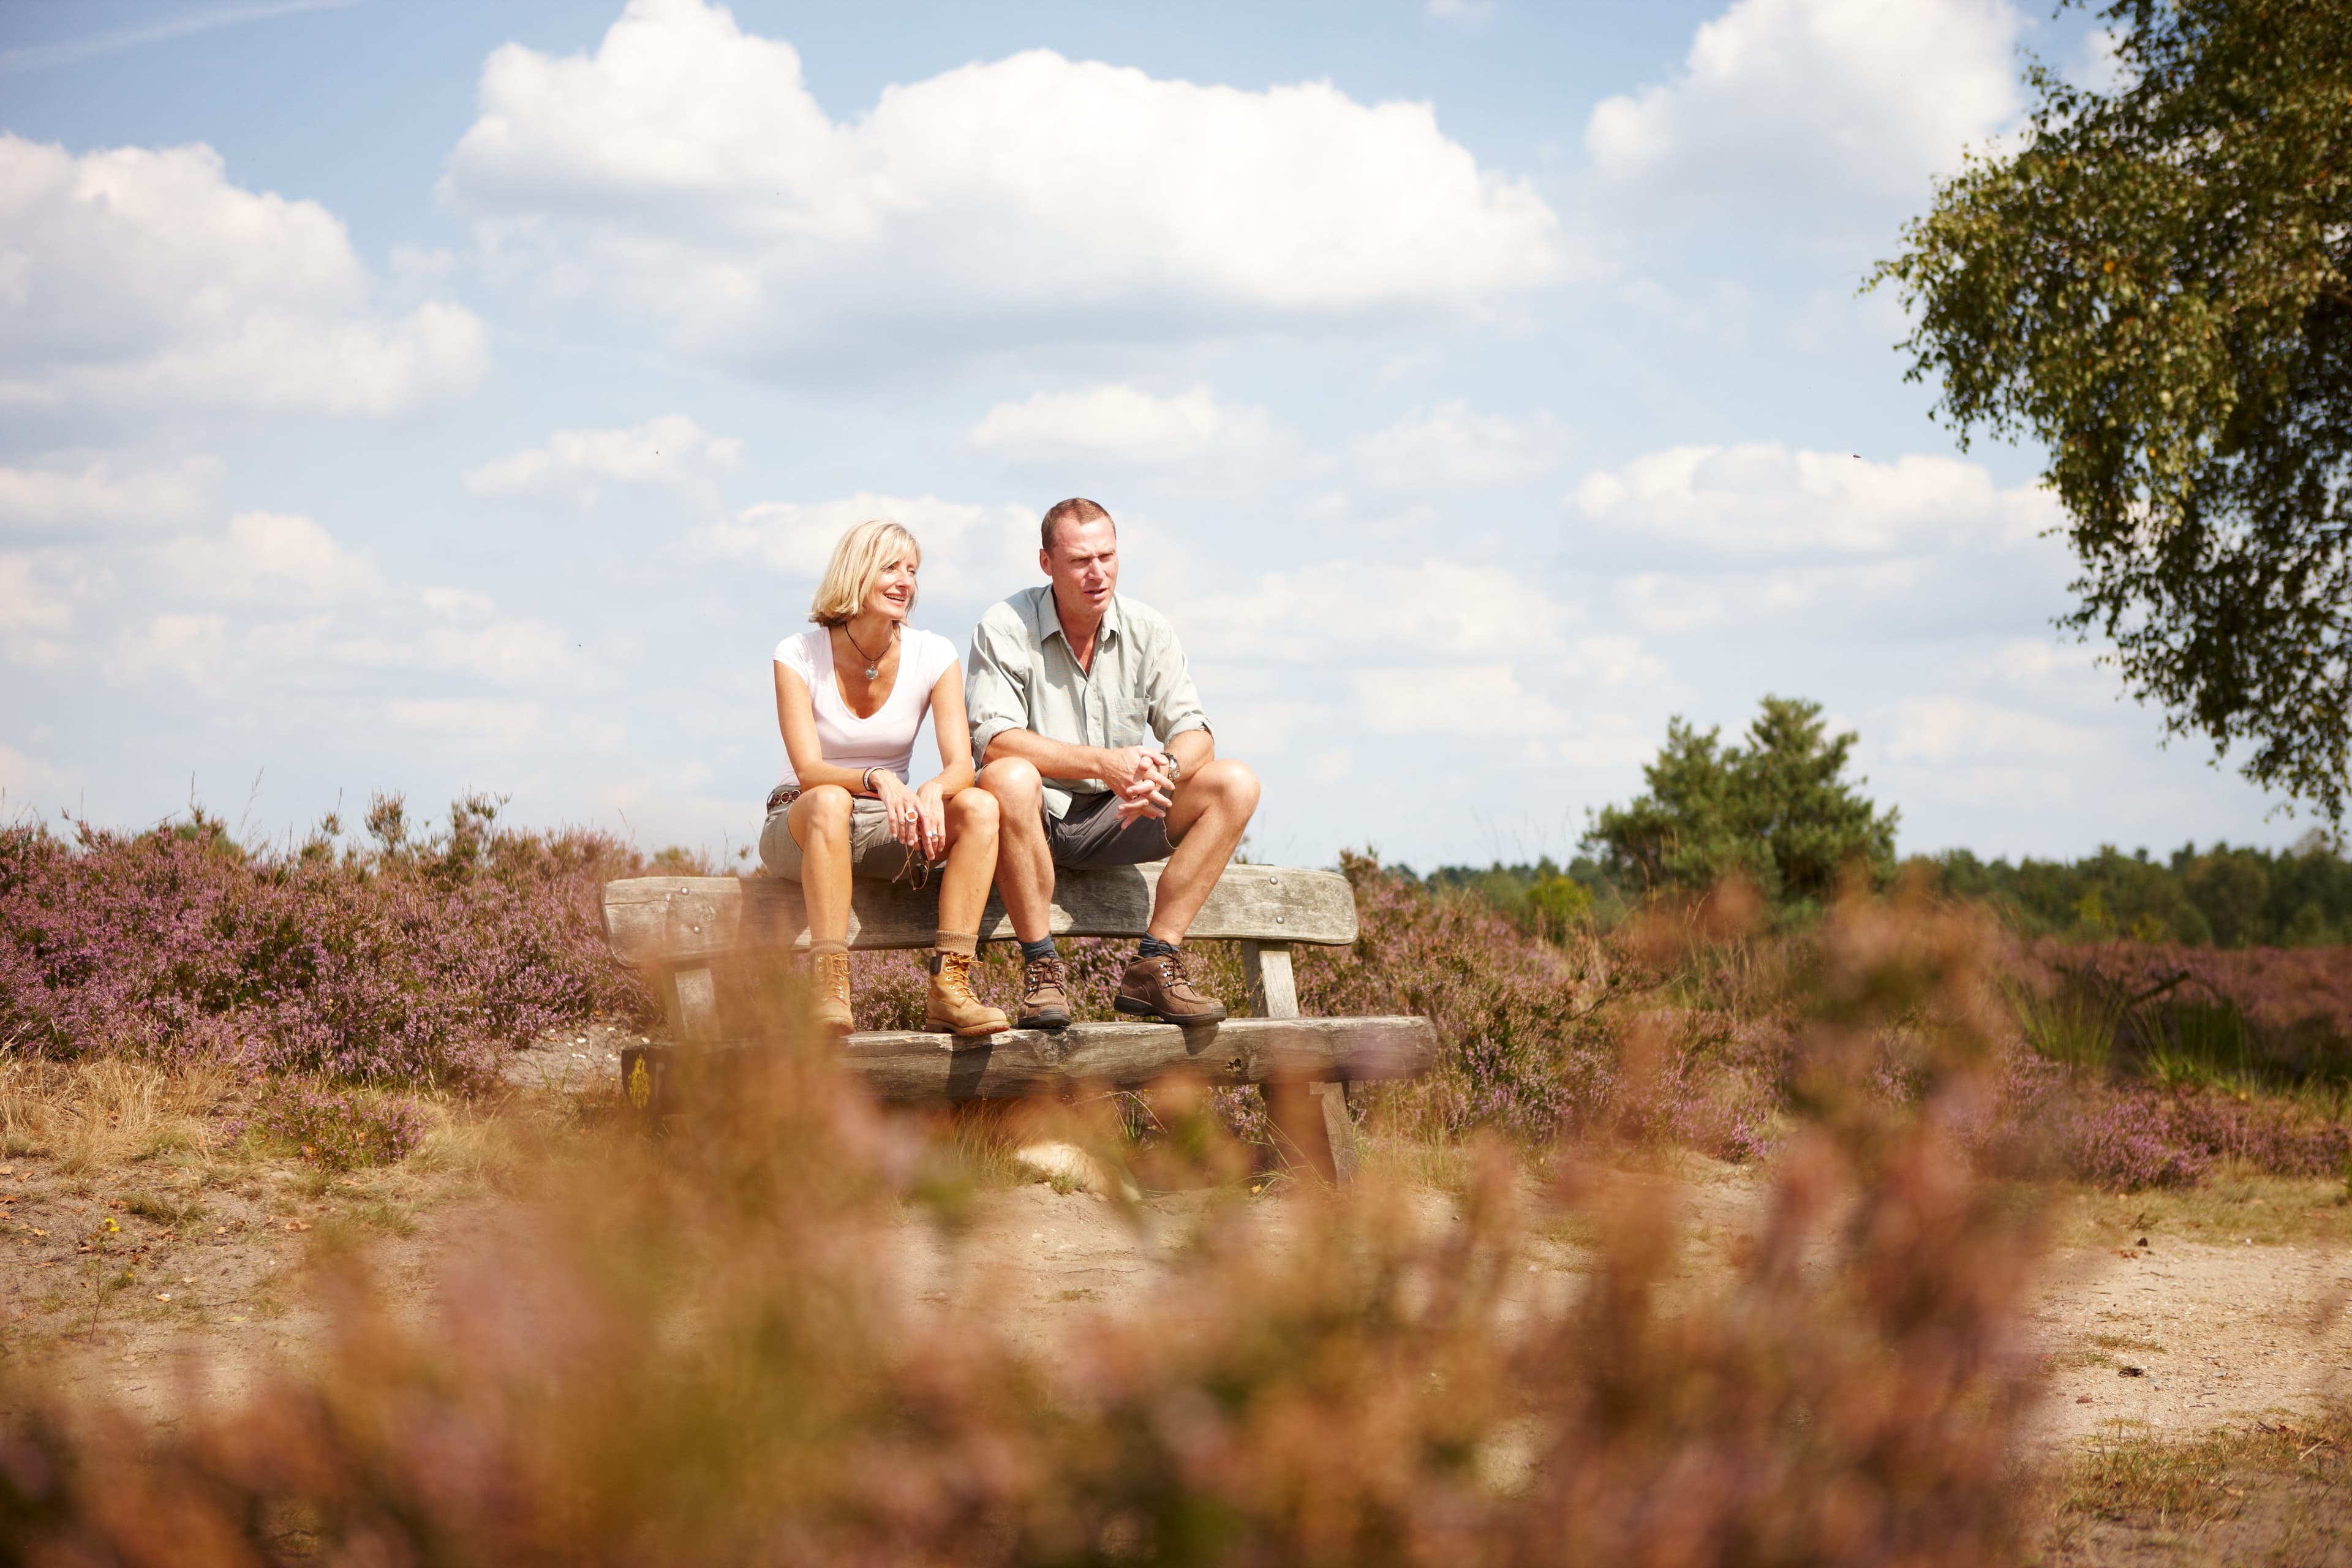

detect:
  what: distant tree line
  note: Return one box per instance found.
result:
[1401,693,2352,948]
[1926,837,2352,947]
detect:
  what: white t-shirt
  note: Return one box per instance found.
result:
[772,627,960,788]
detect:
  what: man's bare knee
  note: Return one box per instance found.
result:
[979,757,1042,811]
[1198,758,1261,818]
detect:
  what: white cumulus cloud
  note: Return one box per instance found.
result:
[0,450,221,532]
[964,385,1302,472]
[1584,0,2021,218]
[1572,442,2059,556]
[157,511,383,603]
[440,0,1570,364]
[466,413,745,509]
[0,135,489,417]
[1351,400,1569,492]
[696,491,1039,587]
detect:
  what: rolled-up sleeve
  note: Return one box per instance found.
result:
[1144,623,1208,745]
[965,609,1030,764]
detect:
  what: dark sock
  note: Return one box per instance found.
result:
[1019,937,1058,964]
[1138,935,1179,960]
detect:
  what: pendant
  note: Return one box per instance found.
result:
[864,665,878,679]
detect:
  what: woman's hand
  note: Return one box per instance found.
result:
[873,772,924,850]
[913,779,948,860]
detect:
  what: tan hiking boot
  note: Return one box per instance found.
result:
[1115,949,1228,1025]
[924,951,1009,1038]
[810,949,853,1036]
[1017,955,1072,1032]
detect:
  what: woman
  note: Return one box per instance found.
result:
[761,519,1009,1038]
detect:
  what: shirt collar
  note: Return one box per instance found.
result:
[1031,585,1120,649]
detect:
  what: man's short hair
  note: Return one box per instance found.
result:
[1041,497,1113,553]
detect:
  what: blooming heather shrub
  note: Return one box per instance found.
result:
[245,1079,429,1170]
[0,799,653,1087]
[1297,854,1781,1158]
[1,896,2048,1564]
[2014,937,2352,1080]
[1978,1042,2352,1189]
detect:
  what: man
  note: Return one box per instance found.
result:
[968,497,1261,1030]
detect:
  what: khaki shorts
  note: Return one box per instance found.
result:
[1046,789,1174,870]
[758,796,929,883]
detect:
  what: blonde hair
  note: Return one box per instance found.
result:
[809,519,921,627]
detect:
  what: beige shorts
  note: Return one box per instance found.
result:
[758,796,927,883]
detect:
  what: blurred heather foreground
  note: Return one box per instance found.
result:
[2,798,2351,1561]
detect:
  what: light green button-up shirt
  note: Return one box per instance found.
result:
[966,587,1210,819]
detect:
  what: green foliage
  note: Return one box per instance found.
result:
[1419,855,1618,938]
[1874,0,2352,816]
[2005,978,2121,1077]
[1922,832,2352,946]
[1583,695,1899,902]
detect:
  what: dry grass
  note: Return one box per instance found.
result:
[0,1055,241,1173]
[2043,1410,2352,1562]
[2054,1166,2352,1251]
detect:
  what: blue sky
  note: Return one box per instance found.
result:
[0,0,2308,870]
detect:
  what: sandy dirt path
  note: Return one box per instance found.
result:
[9,1038,2350,1453]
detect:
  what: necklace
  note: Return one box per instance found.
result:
[842,621,893,680]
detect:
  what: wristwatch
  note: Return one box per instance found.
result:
[1158,750,1183,784]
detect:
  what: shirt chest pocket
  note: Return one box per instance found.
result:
[1108,697,1150,748]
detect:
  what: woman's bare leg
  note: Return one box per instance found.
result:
[788,786,854,943]
[935,788,1001,935]
[978,757,1054,943]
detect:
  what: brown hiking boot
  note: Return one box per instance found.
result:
[810,949,853,1036]
[1115,948,1228,1026]
[924,951,1010,1039]
[1017,955,1072,1032]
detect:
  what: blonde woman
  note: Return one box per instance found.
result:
[762,520,1009,1039]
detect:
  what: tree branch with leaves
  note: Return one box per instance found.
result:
[1872,0,2352,818]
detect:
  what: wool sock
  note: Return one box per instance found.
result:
[1138,934,1179,960]
[1019,936,1058,964]
[809,938,848,959]
[933,930,979,959]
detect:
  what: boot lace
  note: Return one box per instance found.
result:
[1023,954,1068,994]
[935,951,981,1003]
[815,951,852,998]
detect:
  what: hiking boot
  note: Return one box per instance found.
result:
[924,951,1010,1039]
[810,949,853,1037]
[1017,955,1072,1032]
[1115,949,1228,1026]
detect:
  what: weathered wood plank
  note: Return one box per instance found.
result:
[1241,941,1301,1020]
[625,1016,1434,1111]
[1312,1084,1358,1184]
[669,965,722,1043]
[603,864,1357,967]
[1244,939,1345,1184]
[846,1015,1434,1101]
